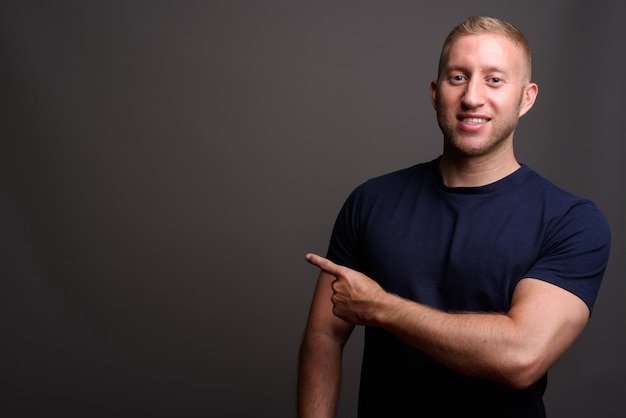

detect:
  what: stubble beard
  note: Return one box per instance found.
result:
[435,99,522,158]
[437,116,518,158]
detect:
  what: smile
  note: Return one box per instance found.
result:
[462,118,489,124]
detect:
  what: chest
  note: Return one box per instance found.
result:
[359,194,544,312]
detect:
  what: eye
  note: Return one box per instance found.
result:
[450,75,467,84]
[489,77,502,84]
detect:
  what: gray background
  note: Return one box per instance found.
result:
[1,1,624,417]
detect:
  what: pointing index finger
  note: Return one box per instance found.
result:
[305,253,342,275]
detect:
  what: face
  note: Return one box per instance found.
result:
[431,33,537,158]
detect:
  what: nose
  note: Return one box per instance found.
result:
[462,79,486,108]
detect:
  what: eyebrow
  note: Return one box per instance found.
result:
[445,64,509,75]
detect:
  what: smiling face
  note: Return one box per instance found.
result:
[431,33,537,159]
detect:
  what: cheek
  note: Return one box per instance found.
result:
[497,89,525,111]
[435,91,452,111]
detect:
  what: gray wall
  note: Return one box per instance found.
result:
[1,1,624,417]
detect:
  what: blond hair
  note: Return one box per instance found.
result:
[437,16,532,83]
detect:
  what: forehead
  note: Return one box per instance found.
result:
[445,33,525,74]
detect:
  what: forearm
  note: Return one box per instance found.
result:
[374,293,530,387]
[297,332,343,418]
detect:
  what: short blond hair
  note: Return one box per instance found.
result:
[437,16,532,83]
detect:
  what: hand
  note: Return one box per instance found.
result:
[305,253,387,325]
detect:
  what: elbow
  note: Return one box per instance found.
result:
[498,350,548,390]
[504,372,543,391]
[300,325,353,355]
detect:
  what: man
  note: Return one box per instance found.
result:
[298,16,610,418]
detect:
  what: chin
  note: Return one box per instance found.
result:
[448,141,495,158]
[447,133,512,158]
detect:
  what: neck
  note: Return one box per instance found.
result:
[439,150,520,188]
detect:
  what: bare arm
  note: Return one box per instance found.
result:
[298,270,354,418]
[305,253,589,390]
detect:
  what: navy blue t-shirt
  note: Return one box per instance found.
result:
[327,158,610,418]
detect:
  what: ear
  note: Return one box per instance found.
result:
[430,80,438,109]
[518,82,538,118]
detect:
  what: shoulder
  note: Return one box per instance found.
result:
[507,167,610,312]
[522,168,611,288]
[334,160,437,231]
[522,168,609,231]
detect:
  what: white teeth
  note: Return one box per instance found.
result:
[463,118,487,124]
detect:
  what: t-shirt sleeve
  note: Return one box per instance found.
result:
[524,200,611,313]
[326,184,366,271]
